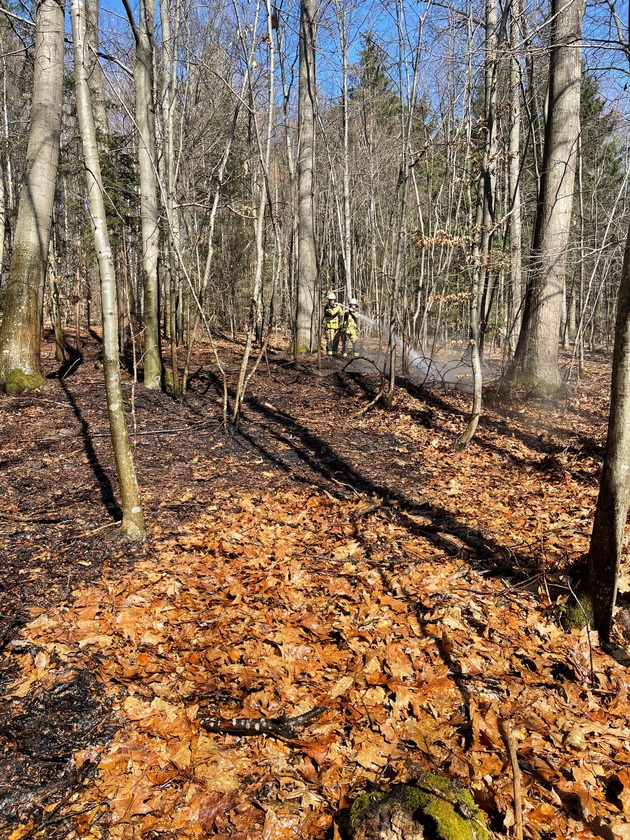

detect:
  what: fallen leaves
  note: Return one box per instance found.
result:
[3,350,630,840]
[4,483,628,839]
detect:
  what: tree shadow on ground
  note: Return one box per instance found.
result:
[241,395,534,581]
[58,379,122,522]
[398,378,605,478]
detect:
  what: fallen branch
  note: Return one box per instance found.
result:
[501,719,524,840]
[199,706,326,738]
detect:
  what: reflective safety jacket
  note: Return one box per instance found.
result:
[324,304,343,329]
[343,310,358,336]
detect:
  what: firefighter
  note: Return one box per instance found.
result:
[342,297,360,358]
[323,291,343,356]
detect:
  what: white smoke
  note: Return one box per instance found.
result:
[353,314,491,392]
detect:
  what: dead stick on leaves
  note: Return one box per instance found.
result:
[501,720,523,840]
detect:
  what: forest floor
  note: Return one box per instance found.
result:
[1,330,630,840]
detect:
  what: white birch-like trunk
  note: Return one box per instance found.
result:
[159,0,181,394]
[85,0,108,135]
[71,0,146,540]
[0,140,6,283]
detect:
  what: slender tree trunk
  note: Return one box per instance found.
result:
[295,0,317,354]
[277,11,298,343]
[48,244,67,364]
[0,20,15,263]
[458,0,498,447]
[123,0,162,388]
[85,0,108,135]
[333,0,352,301]
[510,0,584,390]
[159,0,181,395]
[386,0,425,403]
[477,0,498,363]
[586,220,630,641]
[507,1,522,356]
[0,0,64,393]
[232,0,275,426]
[71,0,146,541]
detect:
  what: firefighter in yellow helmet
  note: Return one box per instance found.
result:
[323,291,343,356]
[342,297,360,358]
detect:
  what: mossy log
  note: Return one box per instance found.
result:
[349,773,491,840]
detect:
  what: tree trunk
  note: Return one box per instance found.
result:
[232,0,276,427]
[586,220,630,641]
[333,0,352,301]
[0,0,63,393]
[510,0,584,391]
[476,0,498,364]
[48,244,68,365]
[295,0,317,354]
[458,0,498,446]
[123,0,162,388]
[85,0,108,136]
[0,19,15,255]
[159,0,181,395]
[0,142,6,285]
[507,0,523,356]
[71,0,146,541]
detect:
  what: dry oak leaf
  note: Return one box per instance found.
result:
[364,652,388,685]
[384,644,414,680]
[109,783,155,825]
[197,791,235,832]
[555,779,598,820]
[524,801,563,832]
[262,808,303,840]
[167,738,192,770]
[299,733,337,765]
[333,541,362,560]
[354,730,395,769]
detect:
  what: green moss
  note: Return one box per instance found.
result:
[2,368,46,395]
[409,774,489,840]
[349,773,490,840]
[349,791,386,828]
[561,593,594,630]
[162,369,174,395]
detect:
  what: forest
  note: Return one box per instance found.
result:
[1,0,630,836]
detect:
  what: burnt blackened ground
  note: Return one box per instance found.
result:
[0,668,109,831]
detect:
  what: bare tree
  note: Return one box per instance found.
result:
[85,0,108,135]
[507,0,523,355]
[232,0,276,426]
[71,0,146,541]
[457,0,498,448]
[586,220,630,641]
[122,0,163,389]
[295,0,318,354]
[0,0,64,393]
[509,0,584,391]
